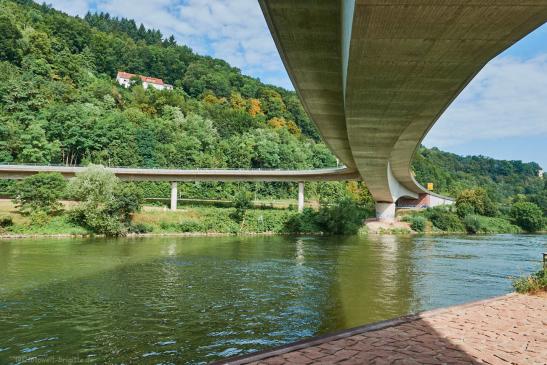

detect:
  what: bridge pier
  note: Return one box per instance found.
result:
[298,182,304,212]
[375,202,396,221]
[170,182,178,211]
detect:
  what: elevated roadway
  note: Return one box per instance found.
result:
[259,0,547,218]
[0,164,359,212]
[0,165,358,182]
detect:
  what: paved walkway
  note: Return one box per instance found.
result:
[218,293,546,365]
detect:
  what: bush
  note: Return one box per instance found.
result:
[68,166,143,236]
[128,223,153,234]
[315,198,366,235]
[241,210,294,233]
[69,204,126,236]
[106,183,144,223]
[231,191,253,223]
[29,211,50,226]
[456,188,497,217]
[178,219,204,232]
[283,208,320,233]
[512,269,546,294]
[0,216,13,228]
[463,215,482,234]
[427,207,465,232]
[510,202,545,232]
[456,202,475,219]
[12,172,67,215]
[409,215,427,232]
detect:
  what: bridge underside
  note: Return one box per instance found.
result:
[260,0,547,218]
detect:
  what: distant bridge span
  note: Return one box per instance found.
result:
[0,165,359,182]
[0,164,360,212]
[259,0,547,218]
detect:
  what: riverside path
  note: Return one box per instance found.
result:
[218,293,547,365]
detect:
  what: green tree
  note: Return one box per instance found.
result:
[455,188,497,217]
[12,172,67,215]
[68,166,142,236]
[0,15,23,64]
[315,198,366,235]
[510,202,544,232]
[231,191,253,223]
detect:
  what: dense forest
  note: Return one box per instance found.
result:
[0,0,544,212]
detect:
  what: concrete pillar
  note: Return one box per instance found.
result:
[375,202,395,221]
[298,182,305,212]
[170,181,178,211]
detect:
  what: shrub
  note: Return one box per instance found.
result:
[512,269,546,294]
[456,202,475,219]
[178,219,203,232]
[12,172,67,215]
[29,210,50,226]
[478,216,520,234]
[463,215,482,234]
[315,198,366,235]
[231,191,253,223]
[68,166,143,236]
[510,202,545,232]
[106,183,144,223]
[69,204,126,236]
[128,223,153,234]
[427,208,464,232]
[284,208,320,233]
[456,188,497,217]
[0,216,13,228]
[409,215,427,232]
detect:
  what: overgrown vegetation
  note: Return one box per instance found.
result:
[413,147,545,213]
[512,269,547,294]
[285,199,370,235]
[403,188,543,234]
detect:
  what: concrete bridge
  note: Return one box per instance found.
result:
[0,164,359,212]
[259,0,547,219]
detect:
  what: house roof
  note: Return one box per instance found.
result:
[117,71,164,85]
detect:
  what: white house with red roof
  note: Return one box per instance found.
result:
[116,71,173,91]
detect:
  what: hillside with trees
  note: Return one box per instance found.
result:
[0,0,544,215]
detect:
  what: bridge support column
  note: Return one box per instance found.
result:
[375,202,395,221]
[298,182,304,212]
[170,182,178,211]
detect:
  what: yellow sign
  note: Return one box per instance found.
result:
[427,182,434,190]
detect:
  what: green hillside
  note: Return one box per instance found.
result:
[0,0,544,212]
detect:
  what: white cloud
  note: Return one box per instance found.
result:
[43,0,93,17]
[424,55,547,148]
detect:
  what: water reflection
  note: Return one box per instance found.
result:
[0,234,545,364]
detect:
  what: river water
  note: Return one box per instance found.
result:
[0,234,545,364]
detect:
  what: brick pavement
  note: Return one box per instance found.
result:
[217,293,546,365]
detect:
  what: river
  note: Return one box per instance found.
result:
[0,234,545,364]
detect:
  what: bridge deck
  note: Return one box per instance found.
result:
[0,165,360,182]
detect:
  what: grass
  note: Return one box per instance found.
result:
[133,205,298,234]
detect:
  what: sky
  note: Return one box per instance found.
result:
[42,0,547,169]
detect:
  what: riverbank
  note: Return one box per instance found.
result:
[218,293,547,365]
[1,199,543,237]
